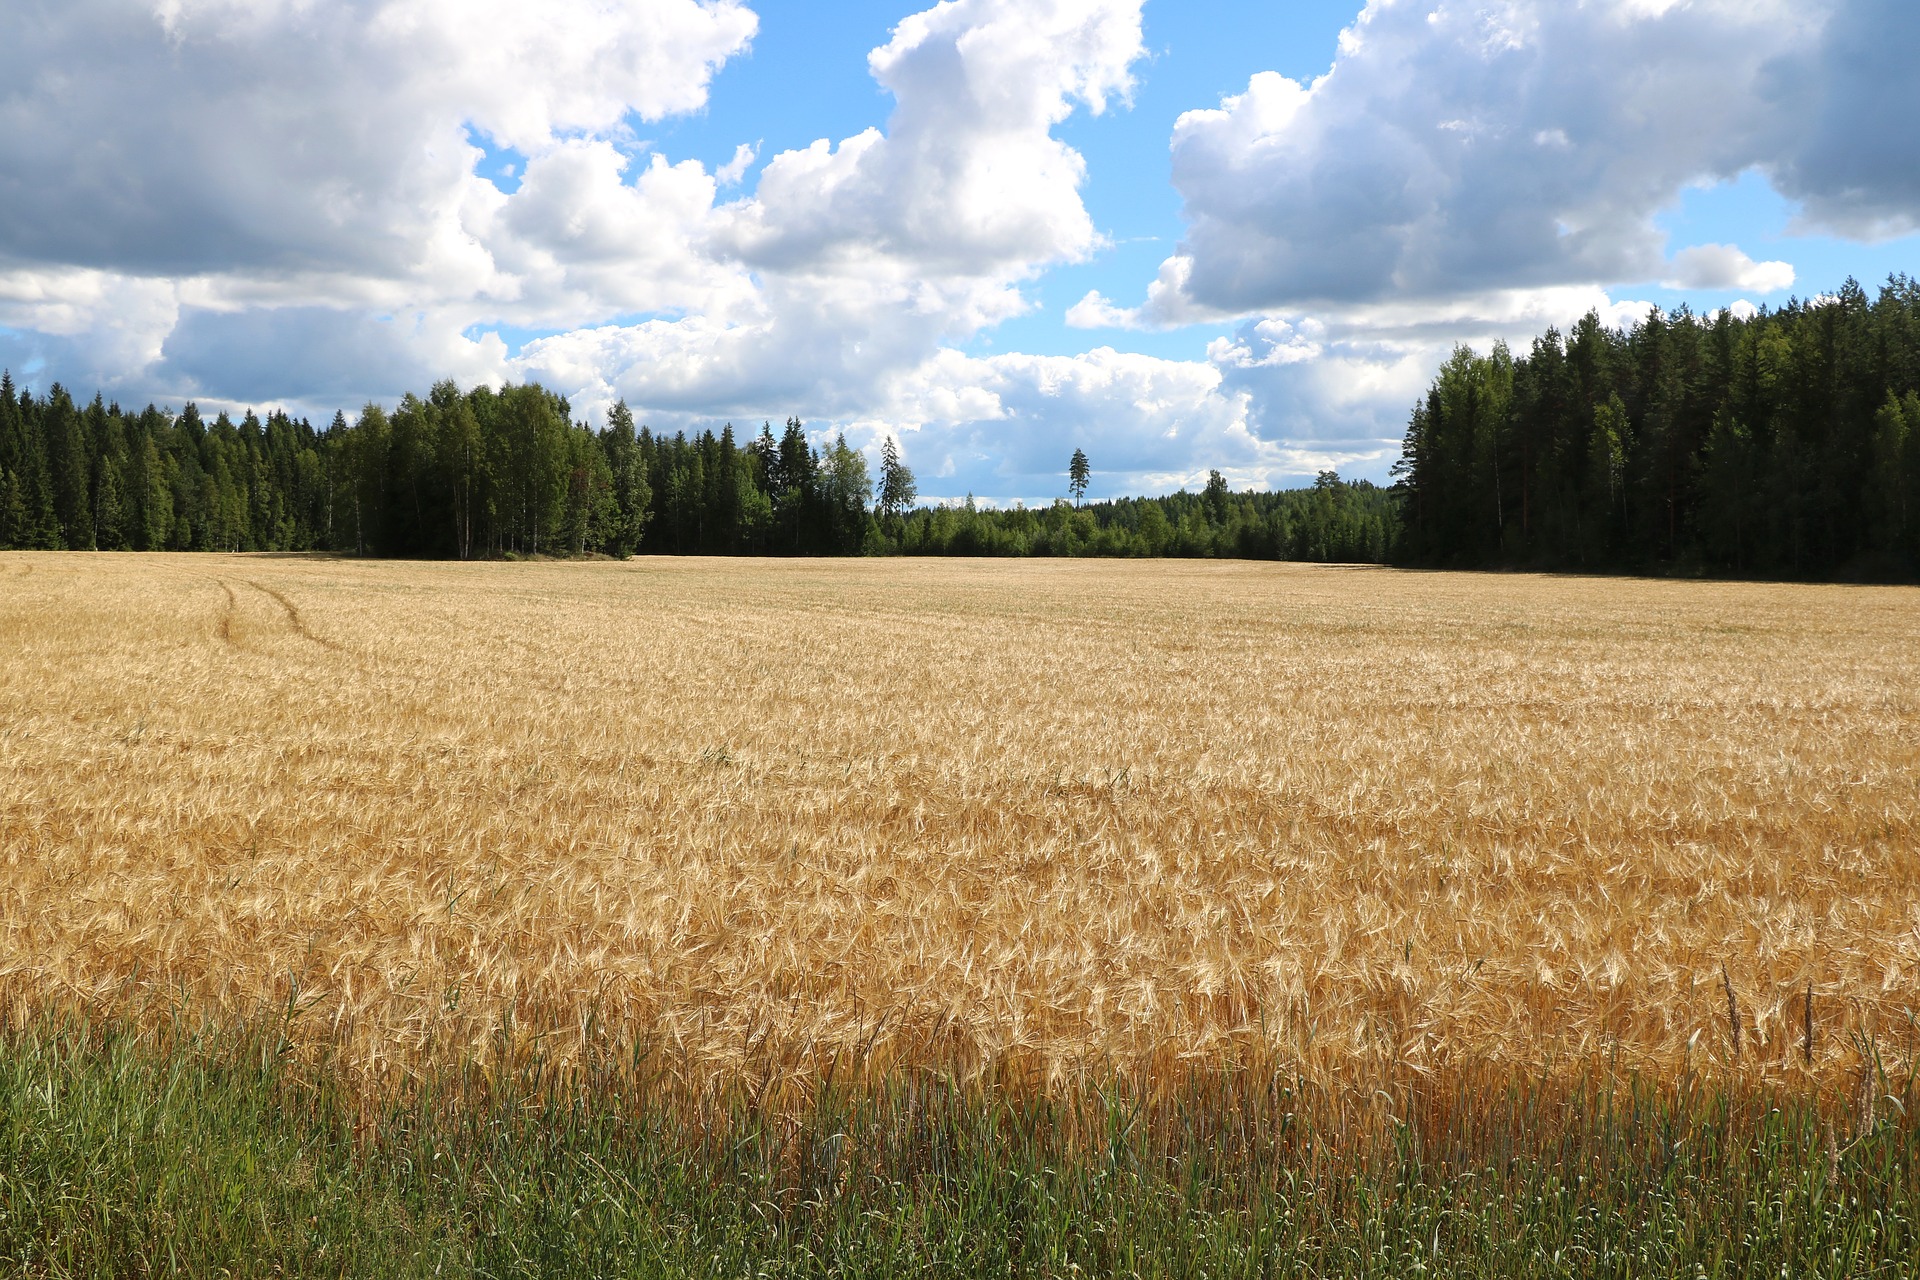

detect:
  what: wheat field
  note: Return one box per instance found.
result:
[1,552,1916,1084]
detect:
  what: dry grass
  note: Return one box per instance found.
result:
[1,552,1916,1086]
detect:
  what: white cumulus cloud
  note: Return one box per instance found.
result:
[516,0,1152,436]
[1130,0,1821,322]
[0,0,1157,448]
[1663,244,1795,293]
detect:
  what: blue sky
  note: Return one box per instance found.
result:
[2,0,1917,501]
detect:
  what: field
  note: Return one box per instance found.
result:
[6,552,1920,1276]
[2,551,1916,1085]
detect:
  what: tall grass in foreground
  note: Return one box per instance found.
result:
[2,1010,1917,1279]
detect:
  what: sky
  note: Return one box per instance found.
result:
[3,0,1918,503]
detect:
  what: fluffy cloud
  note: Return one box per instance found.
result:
[723,0,1138,277]
[514,0,1151,433]
[490,143,757,325]
[872,348,1252,498]
[0,0,1151,449]
[1056,0,1910,484]
[151,307,508,407]
[0,0,755,282]
[0,0,760,406]
[1126,0,1826,322]
[1663,244,1795,293]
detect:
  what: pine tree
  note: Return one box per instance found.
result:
[877,436,917,525]
[1695,411,1755,570]
[1584,393,1629,564]
[1068,448,1090,505]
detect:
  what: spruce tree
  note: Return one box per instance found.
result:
[713,423,743,550]
[877,436,917,524]
[0,373,17,541]
[139,437,173,552]
[94,459,127,551]
[776,418,816,551]
[46,386,92,548]
[601,400,651,558]
[0,469,22,547]
[1203,469,1230,525]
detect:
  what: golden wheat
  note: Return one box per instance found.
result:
[1,551,1916,1084]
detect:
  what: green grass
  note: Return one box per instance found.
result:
[0,1012,1916,1278]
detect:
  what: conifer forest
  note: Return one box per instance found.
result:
[3,275,1919,579]
[1395,276,1920,578]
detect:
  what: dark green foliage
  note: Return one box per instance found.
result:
[3,1011,1918,1279]
[0,372,1402,563]
[0,375,76,549]
[892,472,1398,562]
[820,433,872,554]
[1395,275,1920,578]
[0,380,697,560]
[47,387,92,549]
[600,401,652,558]
[134,434,172,553]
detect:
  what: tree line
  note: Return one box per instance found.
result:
[0,373,1395,562]
[1393,275,1920,578]
[0,377,884,560]
[892,471,1396,562]
[9,273,1920,577]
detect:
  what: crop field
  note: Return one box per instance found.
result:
[1,552,1917,1088]
[8,552,1920,1276]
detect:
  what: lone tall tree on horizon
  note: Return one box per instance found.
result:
[1068,447,1090,506]
[877,435,917,523]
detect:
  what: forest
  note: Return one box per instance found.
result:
[1395,275,1920,578]
[0,374,1396,563]
[7,271,1918,578]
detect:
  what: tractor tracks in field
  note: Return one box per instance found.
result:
[216,580,239,648]
[207,576,343,655]
[245,580,343,652]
